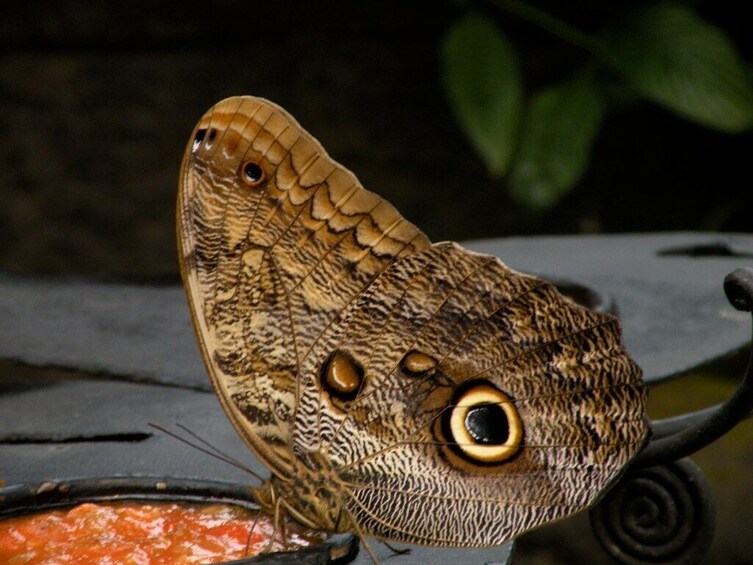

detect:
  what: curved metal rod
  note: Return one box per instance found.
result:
[651,402,753,439]
[631,268,753,469]
[590,458,716,564]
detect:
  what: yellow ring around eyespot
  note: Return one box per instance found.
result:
[449,384,523,463]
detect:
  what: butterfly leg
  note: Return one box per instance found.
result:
[343,507,381,565]
[279,514,290,551]
[264,493,285,553]
[381,541,411,556]
[244,510,263,557]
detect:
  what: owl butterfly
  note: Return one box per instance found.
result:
[177,96,649,562]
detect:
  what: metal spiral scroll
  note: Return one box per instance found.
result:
[590,459,715,564]
[591,267,753,564]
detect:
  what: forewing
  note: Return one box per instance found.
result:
[177,96,430,477]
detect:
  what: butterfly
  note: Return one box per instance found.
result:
[176,96,649,562]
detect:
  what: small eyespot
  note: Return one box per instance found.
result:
[321,350,363,401]
[241,160,265,187]
[400,351,437,375]
[445,381,522,464]
[192,128,207,153]
[204,128,218,148]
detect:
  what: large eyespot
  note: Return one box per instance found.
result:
[321,350,363,402]
[240,160,265,187]
[445,381,522,464]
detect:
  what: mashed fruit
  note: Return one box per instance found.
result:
[0,500,320,564]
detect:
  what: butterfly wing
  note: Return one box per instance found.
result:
[177,96,430,478]
[178,96,648,545]
[296,242,648,545]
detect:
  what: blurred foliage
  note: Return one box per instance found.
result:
[441,1,753,211]
[442,13,522,176]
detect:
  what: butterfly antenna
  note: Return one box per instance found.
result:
[174,423,263,477]
[148,422,265,483]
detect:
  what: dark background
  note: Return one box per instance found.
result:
[1,1,751,280]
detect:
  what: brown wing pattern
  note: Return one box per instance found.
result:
[178,95,648,548]
[293,242,648,545]
[177,96,430,477]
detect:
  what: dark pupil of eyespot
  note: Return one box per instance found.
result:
[465,403,509,445]
[244,162,262,182]
[193,129,207,151]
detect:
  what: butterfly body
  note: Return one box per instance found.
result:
[177,96,649,551]
[249,453,350,533]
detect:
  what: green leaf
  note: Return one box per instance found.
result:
[441,13,522,176]
[601,2,753,133]
[509,76,605,210]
